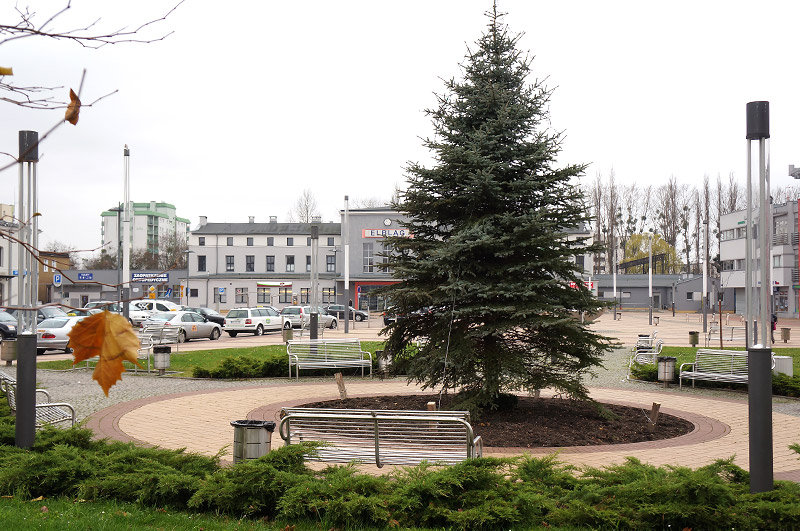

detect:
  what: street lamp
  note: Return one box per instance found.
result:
[648,231,653,326]
[183,249,194,307]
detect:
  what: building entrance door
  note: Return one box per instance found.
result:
[653,294,661,310]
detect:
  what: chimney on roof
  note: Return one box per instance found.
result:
[248,216,255,223]
[199,216,207,227]
[269,216,277,223]
[311,215,322,223]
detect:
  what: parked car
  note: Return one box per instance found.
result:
[224,307,289,337]
[62,307,102,318]
[84,301,122,313]
[280,305,309,328]
[383,306,431,326]
[35,316,84,354]
[127,302,156,328]
[141,311,222,342]
[183,307,225,326]
[324,304,368,322]
[7,306,68,325]
[0,310,18,339]
[135,300,181,313]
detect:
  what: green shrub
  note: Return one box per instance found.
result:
[772,373,800,398]
[629,361,659,382]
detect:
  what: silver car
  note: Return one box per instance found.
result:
[224,307,289,337]
[142,311,222,342]
[36,316,84,354]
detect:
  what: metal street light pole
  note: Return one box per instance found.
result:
[703,218,708,333]
[648,232,653,326]
[745,100,773,493]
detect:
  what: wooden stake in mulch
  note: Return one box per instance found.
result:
[426,401,436,411]
[648,402,661,433]
[334,372,348,399]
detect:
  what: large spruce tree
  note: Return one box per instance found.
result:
[381,6,612,412]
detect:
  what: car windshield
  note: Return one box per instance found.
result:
[0,311,16,322]
[227,309,248,318]
[149,312,174,322]
[41,307,68,318]
[38,318,69,328]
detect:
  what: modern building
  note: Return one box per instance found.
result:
[719,200,800,318]
[101,201,189,256]
[186,216,341,311]
[54,269,185,309]
[0,204,16,306]
[594,273,726,313]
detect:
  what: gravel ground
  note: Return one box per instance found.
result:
[3,346,800,422]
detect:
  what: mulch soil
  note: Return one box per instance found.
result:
[300,394,694,448]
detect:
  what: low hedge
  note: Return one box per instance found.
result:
[191,354,379,379]
[2,390,800,529]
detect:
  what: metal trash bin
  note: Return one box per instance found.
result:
[282,326,293,343]
[688,331,699,347]
[657,356,676,387]
[230,420,276,463]
[1,339,16,366]
[781,327,791,343]
[153,346,171,375]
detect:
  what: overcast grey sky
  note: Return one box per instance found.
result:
[3,0,800,255]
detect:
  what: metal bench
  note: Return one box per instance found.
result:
[1,380,76,428]
[635,331,658,349]
[278,407,483,468]
[705,325,746,347]
[287,339,372,379]
[627,340,663,379]
[298,319,327,338]
[140,324,181,350]
[679,349,773,389]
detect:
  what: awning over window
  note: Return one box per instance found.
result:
[256,281,292,287]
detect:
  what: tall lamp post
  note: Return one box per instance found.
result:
[648,231,653,326]
[702,218,708,333]
[745,101,773,493]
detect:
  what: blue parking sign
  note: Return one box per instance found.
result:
[53,274,62,287]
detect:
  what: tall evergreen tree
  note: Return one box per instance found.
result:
[382,5,612,412]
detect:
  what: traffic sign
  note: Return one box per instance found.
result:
[218,287,225,295]
[53,274,62,287]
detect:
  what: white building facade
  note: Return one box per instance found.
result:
[101,201,189,255]
[719,201,800,317]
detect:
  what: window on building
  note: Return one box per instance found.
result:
[306,255,311,272]
[43,260,49,272]
[575,254,585,270]
[247,237,254,246]
[257,287,269,303]
[189,288,198,298]
[197,255,207,272]
[235,287,248,304]
[227,237,233,246]
[363,242,374,272]
[286,255,295,272]
[327,237,334,246]
[199,237,205,246]
[722,260,734,271]
[774,255,783,267]
[0,247,3,266]
[214,289,226,303]
[287,237,294,246]
[301,288,310,304]
[686,292,694,300]
[307,237,312,246]
[326,255,336,272]
[246,255,255,272]
[267,237,274,246]
[226,255,234,272]
[279,286,291,303]
[322,287,336,304]
[266,255,275,272]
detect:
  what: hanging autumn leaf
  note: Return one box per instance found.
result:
[0,67,12,76]
[69,311,142,395]
[65,88,81,125]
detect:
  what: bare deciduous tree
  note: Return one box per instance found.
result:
[287,188,320,223]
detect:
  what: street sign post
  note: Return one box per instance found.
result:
[52,274,62,287]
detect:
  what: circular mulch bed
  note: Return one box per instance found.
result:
[299,395,695,448]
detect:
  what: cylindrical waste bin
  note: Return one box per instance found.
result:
[230,420,276,463]
[781,327,791,343]
[282,326,293,343]
[688,331,699,347]
[657,356,676,386]
[1,339,17,366]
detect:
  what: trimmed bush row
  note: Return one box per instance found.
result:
[191,354,378,379]
[629,362,800,398]
[2,393,800,529]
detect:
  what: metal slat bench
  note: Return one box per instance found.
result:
[140,324,181,349]
[627,340,664,379]
[679,349,773,389]
[1,380,76,428]
[278,407,483,468]
[287,339,372,379]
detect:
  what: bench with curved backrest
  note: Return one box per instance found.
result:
[140,324,181,350]
[279,407,482,468]
[2,379,76,428]
[287,339,372,379]
[679,348,774,389]
[627,339,664,379]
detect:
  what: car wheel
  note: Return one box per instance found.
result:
[37,348,46,355]
[64,347,73,354]
[227,331,238,337]
[284,321,292,330]
[330,319,338,329]
[210,328,220,340]
[255,324,264,336]
[178,330,187,343]
[355,314,364,322]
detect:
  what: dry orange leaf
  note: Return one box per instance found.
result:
[69,311,142,396]
[65,88,81,125]
[0,67,12,76]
